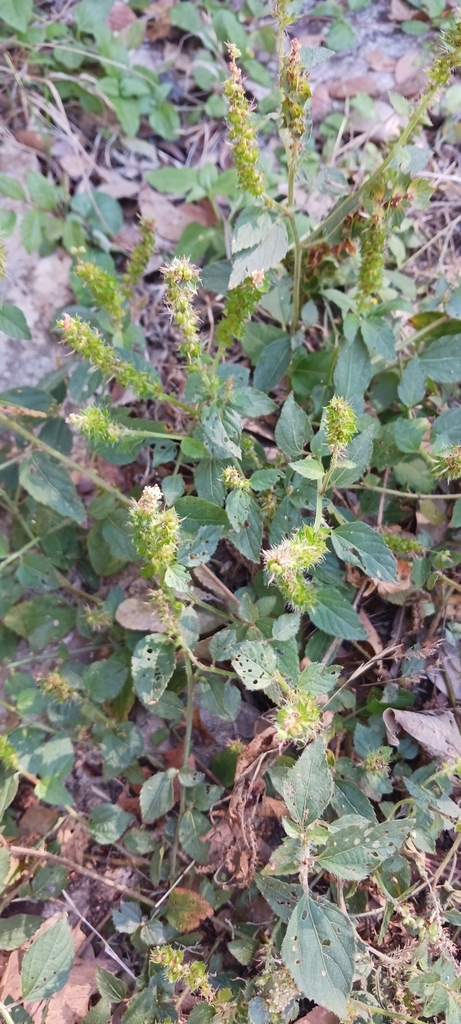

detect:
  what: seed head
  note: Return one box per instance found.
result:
[325,395,358,457]
[68,406,122,446]
[275,691,322,744]
[221,466,251,490]
[161,258,202,367]
[129,485,180,577]
[123,216,156,289]
[74,257,125,328]
[264,524,328,611]
[223,44,265,198]
[431,445,461,480]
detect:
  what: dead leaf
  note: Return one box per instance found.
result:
[192,565,240,607]
[376,559,412,596]
[145,0,175,41]
[358,608,383,655]
[14,130,47,152]
[390,0,417,19]
[138,183,216,243]
[18,803,60,837]
[96,175,139,200]
[394,50,427,98]
[28,955,114,1024]
[311,83,332,120]
[348,99,406,143]
[57,151,93,179]
[115,597,167,633]
[166,888,213,931]
[383,708,461,761]
[446,592,461,623]
[258,796,287,818]
[426,643,461,701]
[234,727,277,782]
[328,75,378,99]
[106,1,137,31]
[365,50,396,73]
[296,1010,339,1024]
[57,819,89,866]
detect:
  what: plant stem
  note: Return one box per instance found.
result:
[287,162,302,333]
[0,1002,16,1024]
[0,412,132,506]
[170,650,195,881]
[314,483,324,531]
[349,999,428,1024]
[0,517,74,574]
[346,482,460,500]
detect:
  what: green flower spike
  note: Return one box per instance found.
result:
[223,44,265,198]
[161,257,202,366]
[264,524,329,611]
[275,691,322,744]
[58,314,160,399]
[221,466,251,491]
[123,216,156,289]
[74,257,125,329]
[68,406,122,446]
[129,485,180,578]
[431,445,461,480]
[216,271,268,349]
[325,395,358,458]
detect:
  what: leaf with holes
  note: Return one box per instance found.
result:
[232,641,277,690]
[131,635,176,706]
[166,888,213,932]
[282,737,333,826]
[315,818,410,881]
[281,894,355,1017]
[19,452,86,525]
[255,875,302,922]
[331,522,397,582]
[21,915,75,1002]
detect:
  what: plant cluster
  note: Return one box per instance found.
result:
[1,3,461,1024]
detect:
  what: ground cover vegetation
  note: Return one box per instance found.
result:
[1,0,461,1022]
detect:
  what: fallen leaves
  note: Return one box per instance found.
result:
[166,888,213,932]
[383,708,461,762]
[138,183,217,243]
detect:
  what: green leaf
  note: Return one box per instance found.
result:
[0,0,33,32]
[332,780,377,822]
[419,334,461,383]
[289,457,324,480]
[201,405,241,459]
[169,1,204,35]
[21,915,75,1002]
[17,554,58,591]
[282,737,332,826]
[19,453,86,525]
[326,17,356,51]
[281,895,355,1017]
[229,222,289,289]
[331,522,397,582]
[25,171,63,211]
[431,407,461,445]
[329,425,374,487]
[254,336,292,394]
[299,46,334,69]
[360,318,395,361]
[0,847,10,895]
[333,337,371,412]
[228,494,263,563]
[74,0,115,34]
[131,635,176,706]
[4,596,76,651]
[175,497,229,527]
[166,888,212,932]
[0,914,42,951]
[272,613,300,641]
[88,521,127,576]
[255,875,302,922]
[451,499,461,528]
[35,777,74,807]
[389,91,412,116]
[83,655,129,704]
[232,641,277,690]
[20,209,46,253]
[197,677,241,722]
[140,770,176,823]
[232,208,273,253]
[179,606,199,648]
[310,587,367,640]
[96,967,127,1003]
[101,723,143,781]
[145,167,199,194]
[275,392,312,458]
[0,767,19,820]
[149,102,181,141]
[0,175,25,201]
[0,304,31,341]
[39,418,73,455]
[179,808,210,864]
[398,357,426,407]
[316,819,409,881]
[291,349,334,398]
[102,509,137,561]
[88,804,135,845]
[112,902,142,934]
[0,385,54,413]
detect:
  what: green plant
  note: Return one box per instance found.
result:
[2,3,461,1023]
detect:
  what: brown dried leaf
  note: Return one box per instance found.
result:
[426,643,461,701]
[258,796,287,819]
[106,1,137,31]
[18,803,60,837]
[57,819,89,866]
[145,0,175,42]
[138,183,216,243]
[14,130,47,153]
[383,708,461,762]
[234,727,277,781]
[166,888,213,932]
[446,592,461,623]
[115,597,167,633]
[365,50,396,72]
[297,1010,339,1024]
[358,608,383,655]
[328,75,378,99]
[390,0,416,19]
[376,559,412,596]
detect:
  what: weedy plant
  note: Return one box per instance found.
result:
[3,4,461,1024]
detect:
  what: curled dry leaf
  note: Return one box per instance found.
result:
[426,643,461,702]
[383,708,461,762]
[328,75,379,99]
[375,559,412,596]
[139,183,216,244]
[106,1,137,32]
[116,597,167,633]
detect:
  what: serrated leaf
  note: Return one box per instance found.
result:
[272,613,300,641]
[197,677,241,721]
[232,208,273,253]
[281,895,355,1017]
[398,357,426,407]
[310,587,367,640]
[178,808,210,864]
[289,457,324,480]
[4,595,75,651]
[232,641,277,690]
[419,334,461,383]
[0,914,42,951]
[316,819,409,880]
[275,392,312,458]
[101,723,143,782]
[166,887,213,932]
[88,804,135,845]
[21,915,75,1002]
[0,304,31,340]
[0,768,18,820]
[328,425,374,487]
[96,967,127,1004]
[0,173,26,200]
[112,902,142,934]
[226,489,253,530]
[228,493,263,563]
[253,335,292,394]
[19,452,86,524]
[360,317,395,360]
[299,45,334,69]
[175,496,229,527]
[102,509,137,561]
[331,522,397,582]
[83,656,128,704]
[131,635,175,706]
[282,737,333,825]
[255,875,302,922]
[201,405,241,459]
[140,770,176,823]
[229,222,289,289]
[333,337,371,412]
